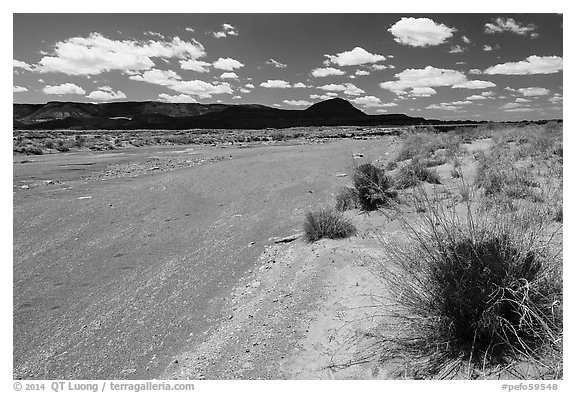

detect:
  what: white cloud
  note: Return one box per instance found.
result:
[466,91,495,101]
[311,67,345,77]
[283,100,312,106]
[452,80,496,89]
[550,95,563,103]
[239,88,251,93]
[469,68,482,75]
[293,82,307,88]
[388,17,455,47]
[158,93,198,103]
[43,83,86,95]
[462,35,471,44]
[450,100,472,105]
[372,64,390,71]
[426,103,460,111]
[411,87,437,97]
[355,70,370,76]
[213,23,238,38]
[351,96,398,108]
[517,87,550,96]
[13,59,32,71]
[232,95,242,100]
[266,58,287,68]
[212,57,244,71]
[484,17,537,36]
[484,55,563,75]
[500,102,522,110]
[37,33,206,75]
[318,83,364,96]
[483,45,493,51]
[220,72,238,79]
[260,79,291,88]
[515,98,531,103]
[129,68,181,86]
[310,93,339,100]
[180,59,211,73]
[245,84,255,89]
[504,107,535,112]
[325,46,386,66]
[169,80,233,98]
[13,86,28,93]
[185,27,195,33]
[380,66,467,95]
[86,88,126,101]
[449,45,465,53]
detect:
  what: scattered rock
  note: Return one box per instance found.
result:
[77,196,92,200]
[334,173,347,177]
[20,185,29,189]
[273,233,301,244]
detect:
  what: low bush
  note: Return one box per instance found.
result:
[335,187,360,211]
[395,159,441,189]
[374,193,563,379]
[303,208,357,242]
[352,163,397,210]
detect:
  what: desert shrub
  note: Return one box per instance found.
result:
[14,146,43,155]
[373,194,563,379]
[352,163,397,210]
[335,187,360,211]
[303,208,356,242]
[44,139,55,149]
[270,131,287,141]
[395,159,441,189]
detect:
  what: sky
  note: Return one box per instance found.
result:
[12,13,563,121]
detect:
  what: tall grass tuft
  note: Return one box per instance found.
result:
[303,208,357,243]
[372,193,562,379]
[395,159,441,189]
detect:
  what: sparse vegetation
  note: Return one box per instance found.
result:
[352,163,397,211]
[335,187,360,211]
[395,159,441,189]
[374,192,562,379]
[303,208,357,242]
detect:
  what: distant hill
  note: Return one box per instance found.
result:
[13,98,481,130]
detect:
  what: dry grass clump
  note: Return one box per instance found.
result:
[395,159,442,189]
[373,193,562,379]
[303,208,357,243]
[395,132,462,163]
[352,163,398,211]
[335,187,360,211]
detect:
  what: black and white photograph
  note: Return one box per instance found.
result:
[10,5,565,388]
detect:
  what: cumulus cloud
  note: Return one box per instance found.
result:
[318,83,364,96]
[517,87,550,96]
[266,58,287,68]
[351,96,397,108]
[43,83,86,95]
[169,80,233,98]
[293,82,307,88]
[449,45,465,53]
[260,79,292,88]
[13,59,33,71]
[212,57,244,71]
[36,33,206,75]
[325,46,386,66]
[86,88,126,101]
[388,17,455,47]
[355,70,370,76]
[380,66,467,95]
[129,68,181,85]
[180,59,211,72]
[220,72,239,79]
[311,67,345,77]
[411,87,437,97]
[372,64,391,71]
[483,45,493,51]
[245,83,255,89]
[466,91,494,100]
[158,93,198,103]
[14,85,28,93]
[500,102,522,110]
[550,94,563,103]
[462,35,471,44]
[283,100,312,106]
[504,107,535,112]
[484,17,537,36]
[452,80,496,89]
[469,68,482,75]
[484,55,563,75]
[515,98,531,103]
[213,23,238,38]
[426,103,460,111]
[310,93,339,100]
